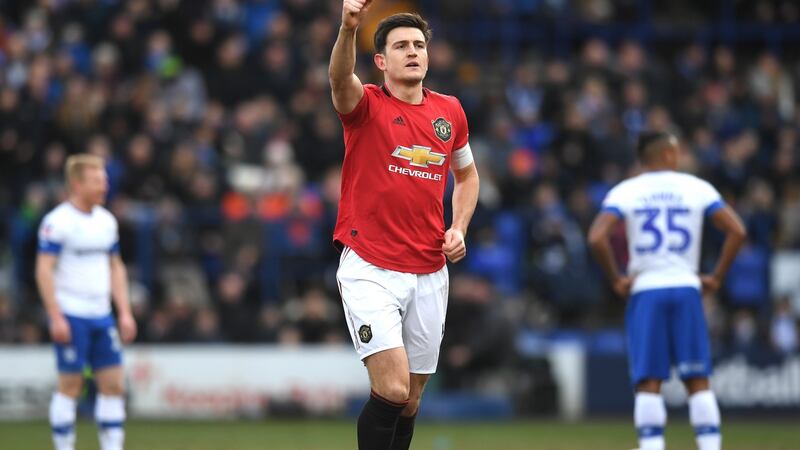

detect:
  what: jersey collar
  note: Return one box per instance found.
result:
[380,84,428,105]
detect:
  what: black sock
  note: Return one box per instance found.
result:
[389,413,417,450]
[357,391,408,450]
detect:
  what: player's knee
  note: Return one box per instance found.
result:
[683,377,710,394]
[374,380,410,404]
[58,377,83,398]
[59,385,82,398]
[97,379,125,396]
[403,398,421,416]
[636,379,661,393]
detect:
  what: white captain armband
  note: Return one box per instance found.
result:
[451,142,474,170]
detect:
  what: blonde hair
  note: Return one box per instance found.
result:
[65,154,104,183]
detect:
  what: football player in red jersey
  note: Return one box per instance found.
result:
[329,1,480,449]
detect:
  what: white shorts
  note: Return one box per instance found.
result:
[336,247,449,374]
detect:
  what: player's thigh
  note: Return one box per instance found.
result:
[403,265,448,374]
[54,315,90,375]
[337,249,407,362]
[625,290,671,384]
[670,287,712,380]
[94,365,125,396]
[364,347,411,403]
[89,315,123,374]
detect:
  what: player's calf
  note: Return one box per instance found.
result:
[51,374,82,450]
[689,389,721,450]
[95,367,126,450]
[389,373,428,450]
[95,394,125,450]
[634,391,666,450]
[50,391,77,450]
[358,390,408,450]
[358,349,411,449]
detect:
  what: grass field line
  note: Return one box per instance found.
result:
[0,419,796,450]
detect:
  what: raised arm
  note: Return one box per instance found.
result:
[701,205,747,293]
[329,0,373,114]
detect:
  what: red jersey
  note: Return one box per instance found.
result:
[334,84,470,273]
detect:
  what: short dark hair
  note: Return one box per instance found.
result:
[636,131,673,160]
[373,13,432,54]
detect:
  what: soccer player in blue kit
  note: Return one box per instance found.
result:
[37,154,136,450]
[588,132,746,450]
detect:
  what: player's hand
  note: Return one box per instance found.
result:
[118,313,137,344]
[49,314,71,344]
[700,274,721,294]
[342,0,373,30]
[442,228,466,263]
[612,276,632,298]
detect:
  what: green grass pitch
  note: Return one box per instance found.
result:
[0,419,796,449]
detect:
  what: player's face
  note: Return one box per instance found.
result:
[376,27,428,84]
[75,166,108,206]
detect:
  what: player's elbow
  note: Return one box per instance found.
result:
[328,71,349,92]
[35,271,51,293]
[729,222,747,243]
[452,163,479,185]
[587,228,608,252]
[328,71,339,89]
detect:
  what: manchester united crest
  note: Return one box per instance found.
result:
[432,117,452,142]
[358,325,372,343]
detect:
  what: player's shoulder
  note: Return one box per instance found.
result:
[43,202,74,223]
[94,205,118,224]
[424,88,462,108]
[363,83,384,97]
[608,175,641,196]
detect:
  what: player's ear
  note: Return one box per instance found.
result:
[374,52,386,71]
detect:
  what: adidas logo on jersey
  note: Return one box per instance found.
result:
[392,116,405,126]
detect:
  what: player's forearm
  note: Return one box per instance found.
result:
[329,26,358,88]
[35,269,62,319]
[712,231,746,280]
[450,169,479,235]
[110,262,132,317]
[589,239,621,283]
[709,206,747,280]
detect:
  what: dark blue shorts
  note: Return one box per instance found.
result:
[626,287,712,386]
[54,314,123,373]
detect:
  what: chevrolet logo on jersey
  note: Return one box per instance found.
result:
[392,145,446,168]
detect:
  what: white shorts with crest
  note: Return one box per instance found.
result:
[336,247,449,374]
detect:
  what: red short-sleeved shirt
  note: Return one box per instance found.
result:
[334,84,470,274]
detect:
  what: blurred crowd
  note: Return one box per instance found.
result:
[1,0,799,389]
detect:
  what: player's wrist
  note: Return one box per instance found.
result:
[450,225,467,238]
[46,306,64,321]
[340,23,358,33]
